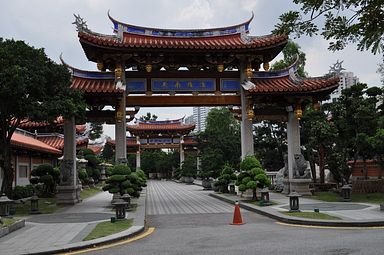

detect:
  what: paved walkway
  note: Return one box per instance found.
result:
[0,190,145,255]
[147,180,232,215]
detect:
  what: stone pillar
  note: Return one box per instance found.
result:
[136,150,141,170]
[57,117,80,205]
[239,62,254,159]
[115,64,127,164]
[287,110,301,192]
[180,136,185,168]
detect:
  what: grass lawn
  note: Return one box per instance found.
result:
[11,197,63,216]
[1,217,18,227]
[312,191,384,204]
[80,186,103,200]
[83,218,133,241]
[281,211,341,220]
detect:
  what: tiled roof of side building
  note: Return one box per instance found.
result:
[11,133,62,155]
[37,135,89,150]
[127,121,195,132]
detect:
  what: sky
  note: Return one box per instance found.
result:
[1,0,382,139]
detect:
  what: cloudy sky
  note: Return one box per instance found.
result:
[1,0,382,138]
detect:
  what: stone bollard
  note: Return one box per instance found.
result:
[30,193,41,214]
[340,185,352,202]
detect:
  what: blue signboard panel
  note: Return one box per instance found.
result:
[152,79,215,92]
[148,138,173,144]
[126,79,146,92]
[220,79,240,92]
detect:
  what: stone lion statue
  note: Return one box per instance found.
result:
[293,154,311,179]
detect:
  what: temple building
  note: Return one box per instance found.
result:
[57,12,339,203]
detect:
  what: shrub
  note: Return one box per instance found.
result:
[102,164,147,197]
[215,164,237,193]
[237,156,270,201]
[12,185,34,200]
[30,164,59,194]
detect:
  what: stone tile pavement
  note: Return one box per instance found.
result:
[0,189,146,255]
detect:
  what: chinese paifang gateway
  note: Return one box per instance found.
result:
[57,12,339,203]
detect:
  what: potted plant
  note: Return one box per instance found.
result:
[180,155,197,184]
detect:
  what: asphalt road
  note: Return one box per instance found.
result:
[82,181,384,255]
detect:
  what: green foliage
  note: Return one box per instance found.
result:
[271,40,307,77]
[237,156,269,200]
[140,150,178,178]
[198,108,241,178]
[0,38,85,195]
[180,155,197,178]
[240,156,262,171]
[78,169,88,184]
[12,185,35,200]
[273,1,384,54]
[253,121,287,171]
[101,143,114,161]
[89,122,103,140]
[139,112,158,121]
[103,164,146,197]
[30,164,59,194]
[215,164,237,192]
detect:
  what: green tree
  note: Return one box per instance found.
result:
[102,164,146,197]
[271,40,307,77]
[180,155,197,178]
[198,108,241,178]
[237,156,270,201]
[301,107,337,183]
[139,112,158,121]
[215,164,237,193]
[253,121,287,172]
[30,164,60,195]
[89,122,103,140]
[273,1,384,53]
[325,84,383,181]
[0,39,85,196]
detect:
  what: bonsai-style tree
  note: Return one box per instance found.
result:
[237,156,271,201]
[215,164,237,193]
[103,164,147,198]
[78,148,101,183]
[30,164,60,195]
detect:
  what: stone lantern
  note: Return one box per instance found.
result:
[30,193,41,214]
[99,162,112,183]
[0,193,13,216]
[287,191,301,212]
[112,201,128,220]
[340,185,352,202]
[260,188,271,206]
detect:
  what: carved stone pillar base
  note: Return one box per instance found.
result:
[289,179,312,196]
[57,185,81,205]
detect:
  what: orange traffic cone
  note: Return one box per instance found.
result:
[231,201,244,225]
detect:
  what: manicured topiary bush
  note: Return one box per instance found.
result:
[30,164,60,194]
[215,164,237,193]
[12,185,35,200]
[236,156,270,201]
[102,164,147,197]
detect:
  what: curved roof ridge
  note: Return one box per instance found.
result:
[60,54,115,80]
[108,10,253,37]
[136,117,185,125]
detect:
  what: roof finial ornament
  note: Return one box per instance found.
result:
[329,60,345,75]
[73,14,89,32]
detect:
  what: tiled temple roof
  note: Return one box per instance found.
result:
[77,13,288,51]
[11,133,61,155]
[37,134,89,150]
[127,119,195,132]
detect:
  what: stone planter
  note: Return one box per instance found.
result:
[202,179,212,190]
[148,173,157,179]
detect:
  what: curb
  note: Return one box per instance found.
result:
[0,219,25,238]
[210,193,384,227]
[27,188,148,255]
